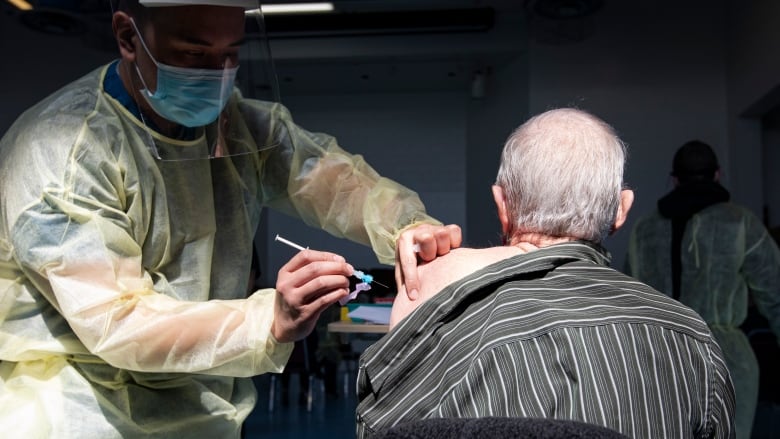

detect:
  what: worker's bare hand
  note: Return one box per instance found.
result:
[395,223,462,301]
[272,249,352,343]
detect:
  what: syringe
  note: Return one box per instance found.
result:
[274,234,388,288]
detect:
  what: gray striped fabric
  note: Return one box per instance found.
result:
[356,242,735,439]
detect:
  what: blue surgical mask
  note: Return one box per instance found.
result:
[131,20,239,128]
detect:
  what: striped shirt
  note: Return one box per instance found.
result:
[356,242,735,438]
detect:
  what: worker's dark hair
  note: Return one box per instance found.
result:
[671,140,720,183]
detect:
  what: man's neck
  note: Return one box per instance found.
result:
[508,233,577,249]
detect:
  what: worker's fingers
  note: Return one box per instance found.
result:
[307,287,350,314]
[405,224,463,262]
[398,260,420,301]
[273,250,353,342]
[395,235,421,300]
[395,224,463,300]
[279,249,346,274]
[297,273,351,305]
[444,224,463,249]
[278,259,351,288]
[277,257,352,303]
[272,282,349,343]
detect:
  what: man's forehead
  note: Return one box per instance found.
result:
[149,6,246,43]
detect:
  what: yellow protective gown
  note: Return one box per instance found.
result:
[0,64,439,438]
[628,202,780,439]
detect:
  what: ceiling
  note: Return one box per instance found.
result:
[2,0,604,96]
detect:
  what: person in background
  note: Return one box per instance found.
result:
[359,108,735,439]
[0,1,460,437]
[627,140,780,439]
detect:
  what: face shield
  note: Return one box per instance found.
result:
[124,0,280,161]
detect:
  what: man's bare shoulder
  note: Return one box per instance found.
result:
[390,247,522,328]
[418,247,525,299]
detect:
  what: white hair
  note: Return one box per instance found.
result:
[495,108,626,243]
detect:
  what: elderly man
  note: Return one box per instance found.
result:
[358,108,735,439]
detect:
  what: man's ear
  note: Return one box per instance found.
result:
[492,185,511,236]
[611,189,634,234]
[113,11,137,63]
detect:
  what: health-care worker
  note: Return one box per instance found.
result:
[627,141,780,439]
[0,0,461,437]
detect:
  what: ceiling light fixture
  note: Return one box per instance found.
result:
[247,2,334,16]
[7,0,33,11]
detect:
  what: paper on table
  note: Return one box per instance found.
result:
[348,306,392,325]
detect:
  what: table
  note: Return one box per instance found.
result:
[327,321,389,334]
